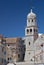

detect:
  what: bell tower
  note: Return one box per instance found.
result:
[25,9,38,41]
[24,9,38,62]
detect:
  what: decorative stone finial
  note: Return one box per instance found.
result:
[31,9,32,13]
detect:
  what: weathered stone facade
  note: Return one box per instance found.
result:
[0,9,44,65]
[0,37,25,65]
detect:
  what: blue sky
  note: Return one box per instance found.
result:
[0,0,44,37]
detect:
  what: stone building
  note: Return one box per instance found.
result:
[0,36,25,65]
[0,35,6,65]
[6,38,25,63]
[16,9,44,65]
[0,9,44,65]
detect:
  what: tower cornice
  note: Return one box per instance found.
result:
[26,26,38,28]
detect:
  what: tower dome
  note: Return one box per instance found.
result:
[27,9,36,19]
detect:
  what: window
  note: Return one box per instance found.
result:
[23,54,25,60]
[41,44,43,47]
[34,29,35,32]
[36,29,37,32]
[30,29,32,32]
[32,19,33,22]
[29,42,30,45]
[8,44,10,46]
[8,58,9,60]
[34,29,38,33]
[4,59,6,63]
[2,47,4,52]
[10,57,12,60]
[30,59,33,61]
[4,51,6,55]
[22,40,25,43]
[18,54,20,58]
[27,29,29,33]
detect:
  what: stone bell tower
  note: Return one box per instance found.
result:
[24,9,38,62]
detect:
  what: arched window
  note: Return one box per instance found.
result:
[32,19,33,22]
[27,29,29,33]
[30,29,32,32]
[29,42,30,45]
[18,54,20,58]
[41,44,43,47]
[8,58,9,60]
[34,29,35,32]
[30,59,33,61]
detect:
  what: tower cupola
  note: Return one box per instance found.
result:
[27,9,36,19]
